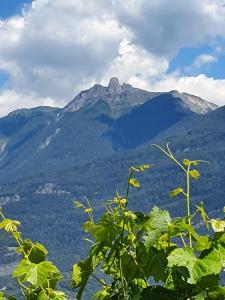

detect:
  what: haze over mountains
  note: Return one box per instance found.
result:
[1,77,225,295]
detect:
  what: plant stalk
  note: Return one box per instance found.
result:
[186,165,192,248]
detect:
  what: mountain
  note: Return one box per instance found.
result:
[0,78,217,182]
[63,77,216,115]
[0,78,222,296]
[62,77,159,116]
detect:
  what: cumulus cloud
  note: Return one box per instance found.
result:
[0,89,56,117]
[0,0,128,115]
[101,39,169,90]
[184,54,218,74]
[115,0,225,57]
[0,0,225,116]
[148,74,225,106]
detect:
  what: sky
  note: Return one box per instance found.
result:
[0,0,225,116]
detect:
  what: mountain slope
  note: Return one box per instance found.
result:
[0,79,221,294]
[0,79,217,182]
[1,103,225,279]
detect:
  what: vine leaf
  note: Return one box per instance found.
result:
[145,247,168,282]
[13,259,61,287]
[169,188,184,198]
[72,258,93,300]
[189,170,200,180]
[210,219,225,232]
[168,248,222,284]
[129,178,140,188]
[131,164,152,172]
[141,286,181,300]
[144,207,171,249]
[183,159,190,166]
[17,239,48,263]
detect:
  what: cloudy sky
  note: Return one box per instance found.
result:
[0,0,225,116]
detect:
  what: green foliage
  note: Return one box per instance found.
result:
[1,146,225,299]
[71,146,225,299]
[0,209,65,300]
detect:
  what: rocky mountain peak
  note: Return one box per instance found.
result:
[63,77,153,113]
[62,78,218,115]
[107,77,122,94]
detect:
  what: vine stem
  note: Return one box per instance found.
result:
[118,169,133,298]
[186,164,192,248]
[153,143,193,248]
[179,233,187,248]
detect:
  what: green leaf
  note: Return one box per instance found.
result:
[141,286,181,300]
[90,223,117,244]
[129,178,140,188]
[168,248,222,284]
[120,252,139,280]
[207,286,225,299]
[13,259,33,278]
[48,271,63,290]
[17,239,48,263]
[183,159,208,167]
[189,169,200,180]
[13,259,61,287]
[0,219,20,232]
[72,256,100,299]
[210,219,225,232]
[26,261,60,287]
[192,292,206,300]
[93,288,110,300]
[195,203,209,230]
[144,207,171,249]
[0,292,7,300]
[194,235,212,251]
[145,247,168,282]
[131,164,152,172]
[183,159,190,166]
[145,207,171,232]
[38,290,66,300]
[143,229,163,249]
[36,291,49,300]
[169,188,184,198]
[83,220,94,233]
[72,264,82,287]
[214,232,225,244]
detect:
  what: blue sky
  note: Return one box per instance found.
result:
[0,0,31,19]
[168,39,225,79]
[0,0,225,116]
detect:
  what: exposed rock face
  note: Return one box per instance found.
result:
[62,77,155,114]
[107,77,122,94]
[170,90,218,114]
[62,78,217,116]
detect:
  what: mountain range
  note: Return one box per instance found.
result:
[1,77,225,296]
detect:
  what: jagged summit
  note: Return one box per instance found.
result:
[108,77,122,94]
[63,77,156,114]
[62,77,218,116]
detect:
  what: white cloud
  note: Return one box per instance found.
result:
[182,54,218,75]
[193,54,218,67]
[101,39,169,90]
[0,89,56,117]
[0,0,129,113]
[115,0,225,57]
[0,0,225,116]
[148,74,225,106]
